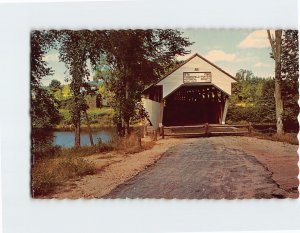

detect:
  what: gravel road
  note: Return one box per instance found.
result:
[106,137,298,199]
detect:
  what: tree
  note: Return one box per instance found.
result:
[267,30,284,134]
[281,30,299,132]
[53,29,192,143]
[49,79,62,92]
[30,30,61,166]
[257,79,276,123]
[56,30,106,146]
[100,29,193,136]
[31,30,60,129]
[227,69,274,124]
[49,79,63,100]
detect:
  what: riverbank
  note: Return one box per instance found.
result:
[31,133,155,197]
[38,137,196,199]
[56,107,144,130]
[57,107,114,129]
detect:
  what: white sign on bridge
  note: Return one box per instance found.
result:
[183,72,212,83]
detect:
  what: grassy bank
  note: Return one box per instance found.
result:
[57,107,115,129]
[31,133,155,197]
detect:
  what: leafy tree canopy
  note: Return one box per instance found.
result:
[49,79,62,92]
[31,30,60,129]
[280,30,299,130]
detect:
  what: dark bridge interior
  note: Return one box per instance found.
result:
[163,85,227,126]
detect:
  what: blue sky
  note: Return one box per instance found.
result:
[41,29,275,86]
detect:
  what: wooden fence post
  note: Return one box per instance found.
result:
[205,123,209,136]
[154,129,157,141]
[248,122,252,133]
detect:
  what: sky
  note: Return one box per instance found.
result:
[41,29,275,86]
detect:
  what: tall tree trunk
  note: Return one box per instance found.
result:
[124,80,130,137]
[267,30,284,134]
[124,119,130,137]
[274,62,284,133]
[116,112,124,137]
[74,118,81,147]
[84,110,94,146]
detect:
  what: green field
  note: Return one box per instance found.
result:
[57,107,115,129]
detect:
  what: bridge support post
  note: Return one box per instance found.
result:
[222,97,229,124]
[205,123,209,136]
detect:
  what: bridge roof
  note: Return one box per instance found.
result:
[144,53,237,98]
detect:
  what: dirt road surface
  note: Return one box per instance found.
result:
[106,137,298,199]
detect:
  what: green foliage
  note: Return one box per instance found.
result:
[30,31,62,166]
[96,29,193,135]
[31,88,61,129]
[230,31,299,132]
[61,85,72,99]
[31,31,61,130]
[227,69,276,124]
[57,107,114,128]
[31,129,61,160]
[49,79,62,92]
[54,30,109,146]
[31,30,55,90]
[33,30,192,140]
[281,30,299,131]
[57,31,91,127]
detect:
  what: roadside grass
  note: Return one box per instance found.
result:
[250,132,298,145]
[226,120,298,145]
[31,132,155,197]
[32,156,97,197]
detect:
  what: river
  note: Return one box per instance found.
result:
[52,128,116,148]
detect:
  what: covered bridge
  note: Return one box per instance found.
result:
[142,53,237,130]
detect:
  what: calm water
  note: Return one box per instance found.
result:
[53,128,115,148]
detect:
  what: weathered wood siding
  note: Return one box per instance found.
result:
[157,56,236,98]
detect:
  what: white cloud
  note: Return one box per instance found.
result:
[253,62,271,68]
[238,30,273,48]
[235,55,258,62]
[205,50,236,62]
[43,53,60,62]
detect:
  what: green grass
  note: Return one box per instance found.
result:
[57,107,115,129]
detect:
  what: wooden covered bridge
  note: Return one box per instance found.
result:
[142,53,249,137]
